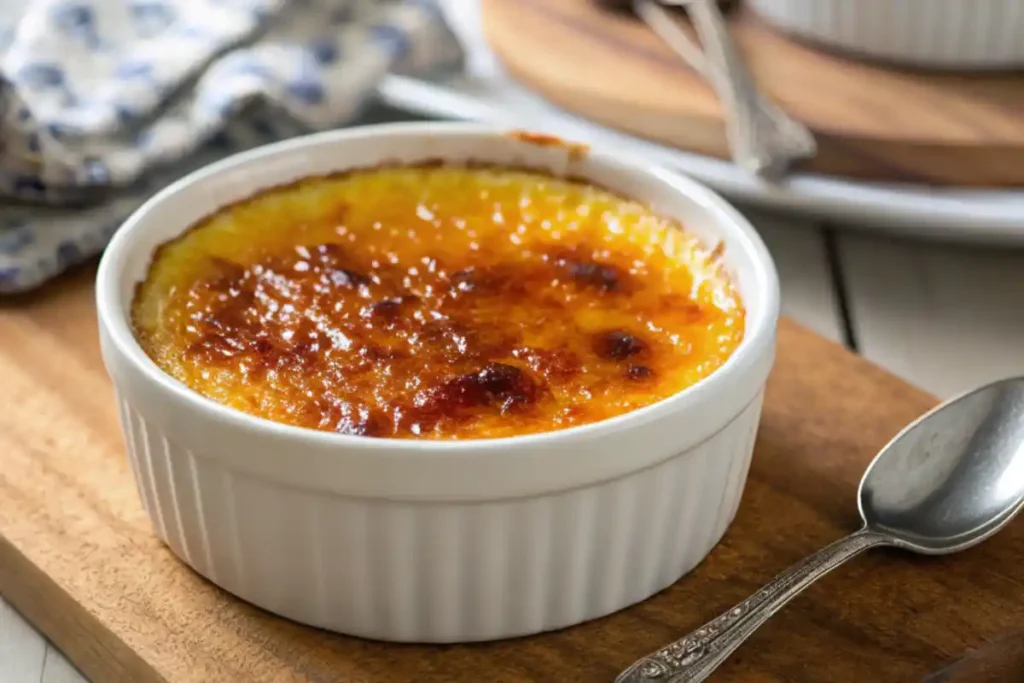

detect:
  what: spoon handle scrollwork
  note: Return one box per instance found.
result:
[616,528,893,683]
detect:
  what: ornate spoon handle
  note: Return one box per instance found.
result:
[616,528,893,683]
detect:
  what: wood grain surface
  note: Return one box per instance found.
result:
[482,0,1024,187]
[3,266,1024,683]
[921,631,1024,683]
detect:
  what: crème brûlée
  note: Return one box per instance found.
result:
[132,166,745,440]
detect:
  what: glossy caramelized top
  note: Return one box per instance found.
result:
[132,166,744,440]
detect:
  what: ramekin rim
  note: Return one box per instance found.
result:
[96,121,780,455]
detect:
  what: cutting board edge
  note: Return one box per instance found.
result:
[0,534,166,683]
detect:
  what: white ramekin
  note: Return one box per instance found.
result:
[96,123,780,643]
[749,0,1024,70]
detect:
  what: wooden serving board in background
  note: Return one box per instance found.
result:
[482,0,1024,187]
[3,266,1024,683]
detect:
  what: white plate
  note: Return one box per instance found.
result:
[375,0,1024,245]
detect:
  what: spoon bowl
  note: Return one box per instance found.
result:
[860,377,1024,554]
[619,375,1024,682]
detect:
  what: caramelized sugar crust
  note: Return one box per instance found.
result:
[132,167,745,440]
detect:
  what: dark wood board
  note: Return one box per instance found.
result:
[2,265,1024,682]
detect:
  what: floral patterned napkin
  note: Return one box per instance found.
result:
[0,0,462,293]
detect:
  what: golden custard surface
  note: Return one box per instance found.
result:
[133,167,744,440]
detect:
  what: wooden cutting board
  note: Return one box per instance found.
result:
[3,265,1024,683]
[482,0,1024,187]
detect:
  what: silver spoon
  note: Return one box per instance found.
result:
[617,376,1024,683]
[633,0,817,178]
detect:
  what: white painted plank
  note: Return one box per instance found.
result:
[741,209,845,344]
[838,233,1024,398]
[0,597,47,683]
[41,648,88,683]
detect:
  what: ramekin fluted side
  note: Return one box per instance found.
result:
[117,392,762,643]
[749,0,1024,69]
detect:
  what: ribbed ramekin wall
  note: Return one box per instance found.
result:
[117,393,762,643]
[749,0,1024,68]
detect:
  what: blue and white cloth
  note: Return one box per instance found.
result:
[0,0,462,293]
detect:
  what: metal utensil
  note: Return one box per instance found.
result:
[618,376,1024,683]
[637,0,816,179]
